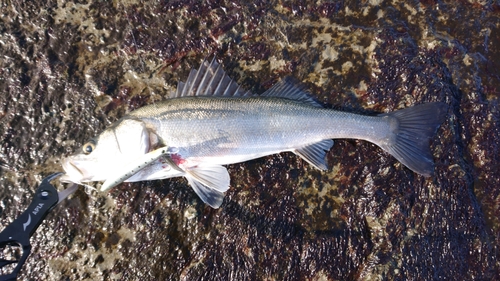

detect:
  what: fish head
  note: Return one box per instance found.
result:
[60,118,157,183]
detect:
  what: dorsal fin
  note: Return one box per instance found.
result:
[261,77,322,107]
[171,57,252,98]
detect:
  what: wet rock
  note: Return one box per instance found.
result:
[0,0,498,280]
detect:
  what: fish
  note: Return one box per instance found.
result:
[60,57,448,208]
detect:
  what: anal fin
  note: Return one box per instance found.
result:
[293,139,334,170]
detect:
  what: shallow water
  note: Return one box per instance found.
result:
[0,0,499,280]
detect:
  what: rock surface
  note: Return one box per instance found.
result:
[0,0,498,280]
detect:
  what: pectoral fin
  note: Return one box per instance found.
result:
[100,146,172,191]
[293,139,334,170]
[186,177,225,209]
[185,164,230,192]
[184,164,231,208]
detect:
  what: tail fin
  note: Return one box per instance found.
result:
[379,102,447,176]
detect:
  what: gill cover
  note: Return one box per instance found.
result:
[60,118,155,183]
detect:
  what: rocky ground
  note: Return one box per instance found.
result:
[0,0,499,280]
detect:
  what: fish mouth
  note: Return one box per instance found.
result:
[60,157,85,183]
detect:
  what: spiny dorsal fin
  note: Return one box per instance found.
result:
[293,139,334,170]
[261,77,323,107]
[172,57,252,98]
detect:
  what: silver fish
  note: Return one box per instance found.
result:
[61,58,447,208]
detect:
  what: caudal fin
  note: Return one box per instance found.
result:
[379,102,447,176]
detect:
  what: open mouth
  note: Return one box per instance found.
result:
[60,158,85,183]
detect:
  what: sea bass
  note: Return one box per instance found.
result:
[61,58,447,208]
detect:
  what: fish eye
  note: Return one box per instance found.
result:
[82,141,96,155]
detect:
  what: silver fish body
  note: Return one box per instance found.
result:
[61,58,447,208]
[129,96,388,166]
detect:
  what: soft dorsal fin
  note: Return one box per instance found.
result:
[171,57,252,98]
[261,77,323,107]
[293,139,334,170]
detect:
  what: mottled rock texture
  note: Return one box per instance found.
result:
[0,0,498,280]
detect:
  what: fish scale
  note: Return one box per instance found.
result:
[131,96,384,160]
[61,57,447,208]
